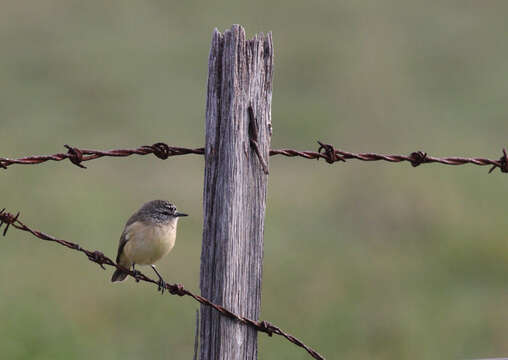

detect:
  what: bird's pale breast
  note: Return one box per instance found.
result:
[123,221,176,265]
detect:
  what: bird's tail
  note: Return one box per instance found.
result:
[111,269,128,282]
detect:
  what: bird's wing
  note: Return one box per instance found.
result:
[115,231,129,264]
[115,213,146,264]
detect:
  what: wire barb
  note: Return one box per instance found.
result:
[64,144,86,169]
[259,320,274,337]
[168,283,186,296]
[409,151,427,167]
[0,208,325,360]
[489,148,508,174]
[87,250,107,270]
[147,142,171,160]
[317,141,345,164]
[0,209,19,236]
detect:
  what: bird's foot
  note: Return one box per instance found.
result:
[150,265,167,295]
[130,264,142,282]
[157,277,167,294]
[131,268,142,282]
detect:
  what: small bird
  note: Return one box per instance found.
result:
[111,200,187,293]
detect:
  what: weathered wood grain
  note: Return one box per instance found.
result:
[199,25,273,360]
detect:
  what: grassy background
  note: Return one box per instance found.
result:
[2,1,508,359]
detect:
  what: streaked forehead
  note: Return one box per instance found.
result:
[162,202,176,211]
[143,200,175,211]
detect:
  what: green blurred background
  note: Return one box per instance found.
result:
[2,1,508,359]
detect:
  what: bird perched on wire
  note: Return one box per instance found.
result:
[111,200,187,293]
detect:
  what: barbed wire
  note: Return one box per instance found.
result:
[1,142,507,174]
[0,143,204,169]
[0,208,325,360]
[274,142,508,173]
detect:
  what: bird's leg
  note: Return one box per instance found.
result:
[151,265,167,294]
[131,263,141,282]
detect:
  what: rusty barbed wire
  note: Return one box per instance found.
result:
[1,142,507,174]
[272,141,508,174]
[0,143,205,170]
[0,208,324,360]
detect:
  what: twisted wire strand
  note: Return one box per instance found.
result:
[1,142,506,174]
[0,143,205,169]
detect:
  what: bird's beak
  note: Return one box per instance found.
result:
[175,212,188,217]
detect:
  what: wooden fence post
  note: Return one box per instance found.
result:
[199,25,273,359]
